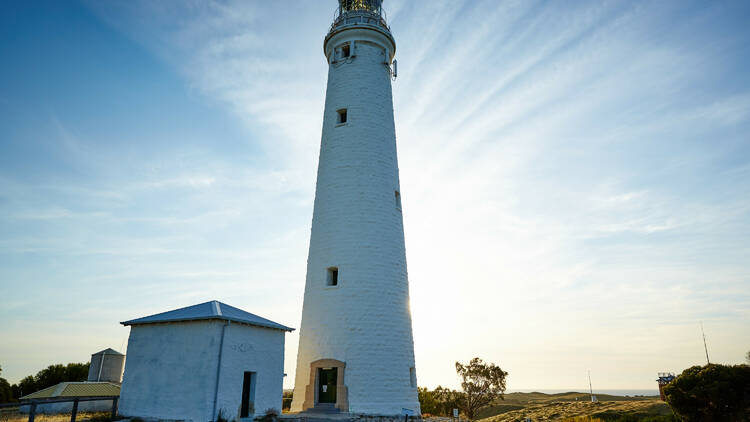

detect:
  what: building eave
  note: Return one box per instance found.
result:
[120,316,295,332]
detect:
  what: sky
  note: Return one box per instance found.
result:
[1,0,749,392]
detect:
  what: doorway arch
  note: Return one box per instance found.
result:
[302,358,348,412]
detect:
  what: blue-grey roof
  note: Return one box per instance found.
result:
[92,348,124,356]
[121,300,294,332]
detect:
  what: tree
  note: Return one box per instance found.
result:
[418,386,465,416]
[455,358,508,420]
[433,386,465,416]
[418,387,440,415]
[663,363,750,421]
[0,365,14,403]
[16,375,37,399]
[34,363,89,389]
[8,362,90,400]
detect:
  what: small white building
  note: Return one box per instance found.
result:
[118,300,294,422]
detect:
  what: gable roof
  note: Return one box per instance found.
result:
[120,300,294,332]
[21,382,120,400]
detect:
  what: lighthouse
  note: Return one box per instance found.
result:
[290,0,420,415]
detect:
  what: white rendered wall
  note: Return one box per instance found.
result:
[291,29,420,415]
[119,321,286,422]
[214,323,286,419]
[119,322,219,422]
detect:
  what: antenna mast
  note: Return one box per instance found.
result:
[588,370,595,402]
[701,322,710,364]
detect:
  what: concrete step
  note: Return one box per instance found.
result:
[305,404,340,414]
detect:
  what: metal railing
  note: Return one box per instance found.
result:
[0,396,119,422]
[329,6,389,34]
[338,0,383,15]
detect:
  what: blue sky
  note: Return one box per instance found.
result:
[1,0,749,391]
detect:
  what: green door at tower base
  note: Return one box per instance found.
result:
[317,367,337,404]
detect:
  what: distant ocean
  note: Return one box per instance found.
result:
[509,389,659,397]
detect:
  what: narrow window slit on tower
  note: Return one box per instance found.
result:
[410,367,417,388]
[341,44,350,58]
[337,109,347,124]
[327,267,339,286]
[395,190,402,210]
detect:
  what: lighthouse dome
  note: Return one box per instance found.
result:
[326,0,394,62]
[338,0,383,13]
[329,0,390,36]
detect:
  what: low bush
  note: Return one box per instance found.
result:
[663,363,750,421]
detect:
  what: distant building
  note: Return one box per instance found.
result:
[87,348,125,383]
[20,382,120,414]
[657,372,675,400]
[19,347,123,414]
[118,300,294,422]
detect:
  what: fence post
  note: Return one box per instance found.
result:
[28,402,36,422]
[70,398,79,422]
[111,397,119,419]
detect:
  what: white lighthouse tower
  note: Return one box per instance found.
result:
[291,0,419,416]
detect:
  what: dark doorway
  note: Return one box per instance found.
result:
[241,371,256,418]
[317,367,337,404]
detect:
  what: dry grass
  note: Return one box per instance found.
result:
[0,410,110,422]
[475,391,658,419]
[478,399,670,422]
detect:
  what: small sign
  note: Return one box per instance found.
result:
[401,408,414,416]
[322,385,327,392]
[453,409,459,418]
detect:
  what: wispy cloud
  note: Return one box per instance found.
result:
[1,0,748,389]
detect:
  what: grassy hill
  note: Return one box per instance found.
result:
[475,392,672,421]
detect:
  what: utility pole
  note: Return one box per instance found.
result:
[701,322,710,364]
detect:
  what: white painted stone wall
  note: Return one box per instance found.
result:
[119,321,285,422]
[291,21,420,416]
[214,323,286,419]
[119,322,218,422]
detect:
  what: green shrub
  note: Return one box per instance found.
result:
[663,363,750,421]
[254,408,278,422]
[418,386,464,417]
[215,409,231,422]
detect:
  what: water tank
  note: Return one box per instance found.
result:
[87,348,125,383]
